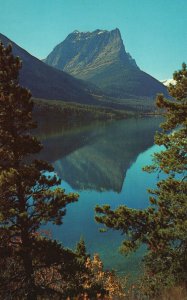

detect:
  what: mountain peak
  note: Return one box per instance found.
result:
[72,28,120,35]
[68,28,122,42]
[45,28,137,78]
[44,29,167,100]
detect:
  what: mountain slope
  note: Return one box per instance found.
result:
[0,33,97,104]
[44,29,167,100]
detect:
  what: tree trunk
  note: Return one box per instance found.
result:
[22,233,37,300]
[17,180,37,300]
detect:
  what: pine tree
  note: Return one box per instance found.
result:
[75,237,90,263]
[0,42,79,299]
[95,63,187,295]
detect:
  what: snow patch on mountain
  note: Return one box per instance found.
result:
[161,79,176,86]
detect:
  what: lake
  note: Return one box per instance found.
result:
[37,116,163,276]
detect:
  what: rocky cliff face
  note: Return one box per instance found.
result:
[45,29,138,78]
[44,29,167,100]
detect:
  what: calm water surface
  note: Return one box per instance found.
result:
[37,117,163,276]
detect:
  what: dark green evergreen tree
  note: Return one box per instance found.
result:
[95,63,187,296]
[0,42,79,299]
[75,237,90,263]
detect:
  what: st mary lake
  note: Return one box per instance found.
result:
[36,116,163,276]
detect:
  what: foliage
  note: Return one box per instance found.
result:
[95,63,187,297]
[0,42,79,299]
[0,232,83,299]
[82,253,126,299]
[33,98,133,123]
[0,42,126,300]
[0,233,125,299]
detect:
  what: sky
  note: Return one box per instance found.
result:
[0,0,187,80]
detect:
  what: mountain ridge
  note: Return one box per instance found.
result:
[0,33,97,105]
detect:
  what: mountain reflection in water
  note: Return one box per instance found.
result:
[37,117,162,193]
[36,117,162,275]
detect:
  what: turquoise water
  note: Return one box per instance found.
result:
[37,117,163,275]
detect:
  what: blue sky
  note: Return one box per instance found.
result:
[0,0,186,80]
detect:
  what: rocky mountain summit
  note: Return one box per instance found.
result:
[45,29,137,78]
[44,28,167,100]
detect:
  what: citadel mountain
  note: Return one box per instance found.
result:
[44,29,167,100]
